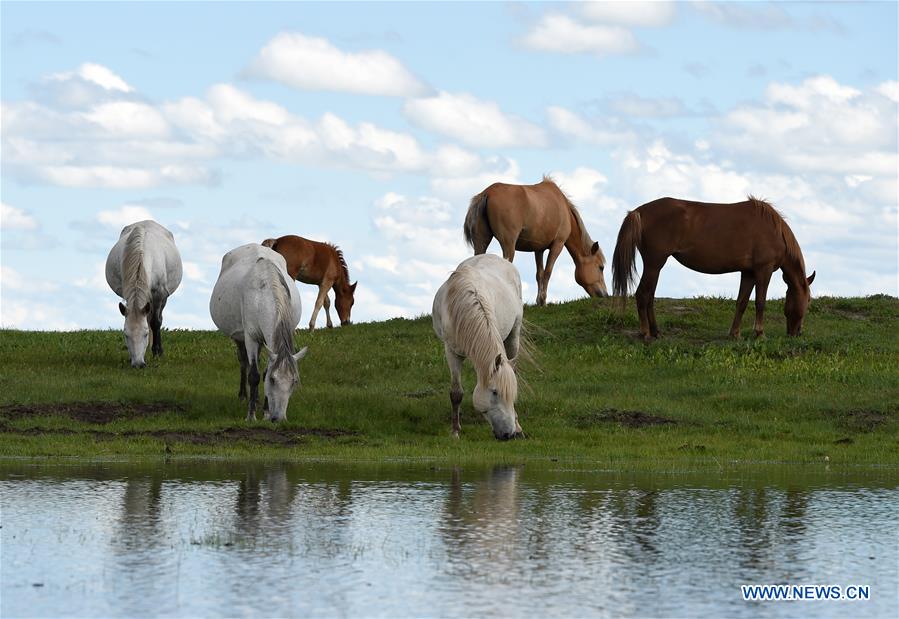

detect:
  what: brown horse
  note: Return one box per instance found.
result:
[261,235,357,329]
[612,196,815,340]
[464,176,608,306]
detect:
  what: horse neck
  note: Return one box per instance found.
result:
[781,256,807,291]
[779,224,807,289]
[563,206,592,260]
[447,277,504,384]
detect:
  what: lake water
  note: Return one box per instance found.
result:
[1,461,896,618]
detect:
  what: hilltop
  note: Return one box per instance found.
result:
[1,295,896,467]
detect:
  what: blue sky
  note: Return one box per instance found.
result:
[2,1,897,330]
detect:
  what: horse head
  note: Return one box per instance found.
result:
[119,301,151,368]
[264,346,308,421]
[473,354,523,441]
[784,271,815,336]
[335,281,357,325]
[574,241,609,298]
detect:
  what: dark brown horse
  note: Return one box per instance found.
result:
[612,196,815,340]
[464,176,608,306]
[261,235,357,329]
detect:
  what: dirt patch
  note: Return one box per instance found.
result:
[835,409,894,433]
[575,408,677,429]
[402,388,438,399]
[0,424,356,447]
[0,401,183,424]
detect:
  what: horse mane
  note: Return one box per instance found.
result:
[747,195,806,274]
[263,260,299,380]
[326,242,351,287]
[122,227,150,310]
[542,174,602,260]
[445,268,517,405]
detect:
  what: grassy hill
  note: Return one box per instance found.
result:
[1,295,896,467]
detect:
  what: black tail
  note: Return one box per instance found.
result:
[612,210,642,302]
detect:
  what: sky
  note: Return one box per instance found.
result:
[1,1,897,330]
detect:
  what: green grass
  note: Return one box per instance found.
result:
[1,295,897,467]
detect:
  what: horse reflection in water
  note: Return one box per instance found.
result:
[440,466,524,583]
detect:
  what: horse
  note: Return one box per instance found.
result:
[612,196,816,341]
[105,220,182,368]
[261,235,357,330]
[210,243,309,422]
[432,254,525,440]
[464,176,608,306]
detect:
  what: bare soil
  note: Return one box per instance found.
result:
[0,401,182,424]
[576,408,678,429]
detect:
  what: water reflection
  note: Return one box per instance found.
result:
[1,462,896,618]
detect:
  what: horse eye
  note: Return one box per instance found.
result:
[491,389,498,397]
[600,266,604,271]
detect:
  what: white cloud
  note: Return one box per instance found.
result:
[0,298,81,330]
[581,1,676,27]
[547,105,637,145]
[49,62,133,93]
[404,91,546,148]
[522,14,639,56]
[875,80,899,103]
[1,203,38,230]
[81,101,170,137]
[245,32,428,97]
[605,93,689,118]
[96,205,154,229]
[718,76,898,177]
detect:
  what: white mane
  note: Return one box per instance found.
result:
[445,269,517,405]
[122,228,150,310]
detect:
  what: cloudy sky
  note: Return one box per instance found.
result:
[2,1,896,330]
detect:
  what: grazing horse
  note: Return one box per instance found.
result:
[261,235,357,330]
[464,176,608,306]
[105,220,182,368]
[210,244,308,422]
[612,196,816,340]
[432,254,525,440]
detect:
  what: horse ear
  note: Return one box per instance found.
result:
[591,241,599,255]
[261,238,276,248]
[119,302,127,317]
[493,354,503,373]
[350,281,358,293]
[293,346,309,363]
[807,271,816,286]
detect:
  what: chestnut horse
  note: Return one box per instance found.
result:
[612,196,815,340]
[261,235,357,330]
[464,176,608,306]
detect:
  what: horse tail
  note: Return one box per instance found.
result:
[463,191,491,252]
[612,210,642,302]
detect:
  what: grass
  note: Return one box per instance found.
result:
[0,295,897,468]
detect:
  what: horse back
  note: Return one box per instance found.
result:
[483,180,571,247]
[266,235,339,285]
[637,197,789,270]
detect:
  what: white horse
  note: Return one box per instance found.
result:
[432,254,524,440]
[210,243,308,422]
[105,220,182,368]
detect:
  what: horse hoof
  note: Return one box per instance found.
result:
[451,431,460,439]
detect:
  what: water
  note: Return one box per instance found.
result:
[1,461,896,618]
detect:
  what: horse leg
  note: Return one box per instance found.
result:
[308,284,329,330]
[752,268,774,338]
[635,262,663,341]
[473,232,491,255]
[235,341,249,401]
[504,318,521,362]
[323,293,334,329]
[149,307,162,357]
[445,345,464,438]
[534,251,545,306]
[729,272,755,339]
[246,342,260,422]
[538,241,565,307]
